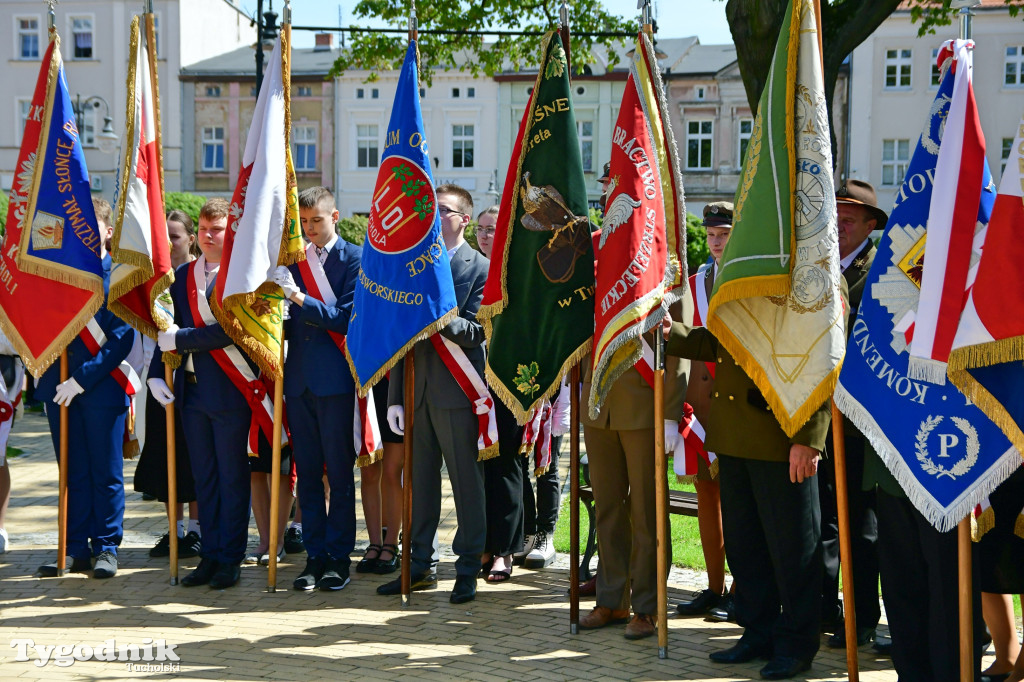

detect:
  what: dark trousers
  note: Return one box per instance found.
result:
[289,390,357,562]
[719,454,822,661]
[483,401,524,556]
[521,435,561,536]
[410,400,486,578]
[819,434,880,628]
[876,490,984,682]
[182,404,251,565]
[46,403,127,559]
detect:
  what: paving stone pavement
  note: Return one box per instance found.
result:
[0,409,909,681]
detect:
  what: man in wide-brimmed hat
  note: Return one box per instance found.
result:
[819,178,886,651]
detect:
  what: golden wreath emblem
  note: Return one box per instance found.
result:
[915,415,980,480]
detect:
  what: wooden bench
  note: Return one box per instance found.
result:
[577,459,698,580]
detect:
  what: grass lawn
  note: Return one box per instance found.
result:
[552,464,725,573]
[5,445,23,459]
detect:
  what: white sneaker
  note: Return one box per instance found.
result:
[513,534,535,565]
[524,530,555,569]
[0,528,7,554]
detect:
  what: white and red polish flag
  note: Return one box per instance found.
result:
[110,13,173,338]
[907,39,987,385]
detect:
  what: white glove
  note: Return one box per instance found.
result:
[664,419,680,455]
[157,324,179,353]
[386,405,405,436]
[53,377,85,407]
[147,377,175,406]
[274,266,299,299]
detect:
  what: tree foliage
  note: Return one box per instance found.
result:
[686,212,710,274]
[906,0,1021,36]
[164,191,207,226]
[0,193,8,237]
[330,0,635,84]
[337,214,369,246]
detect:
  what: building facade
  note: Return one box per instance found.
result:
[848,1,1024,209]
[0,0,254,197]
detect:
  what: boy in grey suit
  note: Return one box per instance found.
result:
[378,184,489,604]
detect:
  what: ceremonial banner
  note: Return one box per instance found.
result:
[213,29,303,379]
[345,41,458,394]
[706,0,844,436]
[478,33,595,422]
[588,30,687,419]
[834,47,1018,532]
[110,14,173,339]
[0,33,105,378]
[948,113,1024,453]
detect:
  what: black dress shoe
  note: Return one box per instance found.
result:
[676,588,722,616]
[827,626,875,648]
[709,640,771,664]
[376,571,437,595]
[871,636,892,656]
[707,593,736,622]
[38,555,91,576]
[821,600,844,633]
[759,656,811,680]
[374,544,400,575]
[450,575,476,604]
[181,557,219,587]
[209,562,241,589]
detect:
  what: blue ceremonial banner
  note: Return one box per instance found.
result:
[834,59,1018,532]
[345,41,458,395]
[0,34,104,378]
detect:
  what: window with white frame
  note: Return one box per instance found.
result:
[452,124,474,168]
[1006,46,1024,86]
[931,48,942,87]
[356,124,378,168]
[696,86,706,100]
[16,17,40,60]
[70,16,94,59]
[881,138,910,186]
[16,99,31,143]
[577,119,594,173]
[201,127,225,171]
[686,120,713,170]
[1003,138,1015,176]
[738,118,753,166]
[884,48,912,88]
[293,125,317,171]
[467,87,476,98]
[296,85,313,97]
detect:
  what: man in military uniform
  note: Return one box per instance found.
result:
[819,179,884,647]
[665,306,836,678]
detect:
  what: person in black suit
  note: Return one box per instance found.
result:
[273,186,362,592]
[378,184,489,605]
[819,180,883,646]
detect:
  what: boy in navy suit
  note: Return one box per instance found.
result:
[37,210,135,579]
[273,186,362,591]
[147,198,256,589]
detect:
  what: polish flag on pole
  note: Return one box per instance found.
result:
[907,40,987,385]
[110,14,173,338]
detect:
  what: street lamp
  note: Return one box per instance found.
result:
[486,169,500,205]
[73,94,118,154]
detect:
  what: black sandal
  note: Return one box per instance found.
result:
[374,543,400,574]
[356,543,382,573]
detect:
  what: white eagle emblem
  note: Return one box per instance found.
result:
[598,193,642,249]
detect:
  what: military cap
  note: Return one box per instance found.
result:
[598,162,611,183]
[702,201,734,228]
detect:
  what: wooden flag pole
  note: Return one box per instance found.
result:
[830,400,859,680]
[267,372,284,592]
[653,333,669,658]
[401,355,415,606]
[165,364,179,585]
[57,350,69,575]
[569,364,581,634]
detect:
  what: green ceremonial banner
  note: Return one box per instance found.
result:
[478,32,595,423]
[706,0,846,436]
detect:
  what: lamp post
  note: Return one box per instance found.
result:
[72,94,118,154]
[485,169,500,206]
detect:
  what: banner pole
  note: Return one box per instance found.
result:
[57,350,69,575]
[653,332,669,658]
[165,364,179,585]
[267,372,284,592]
[401,354,415,606]
[569,364,580,634]
[830,400,858,680]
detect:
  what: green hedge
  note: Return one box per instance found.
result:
[337,215,368,246]
[164,191,207,226]
[0,192,8,237]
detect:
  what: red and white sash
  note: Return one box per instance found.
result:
[0,355,24,460]
[79,318,143,457]
[187,256,285,455]
[674,402,717,480]
[296,242,382,465]
[520,399,553,476]
[429,334,499,460]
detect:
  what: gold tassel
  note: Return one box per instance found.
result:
[477,443,500,462]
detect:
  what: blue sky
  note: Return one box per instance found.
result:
[239,0,732,48]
